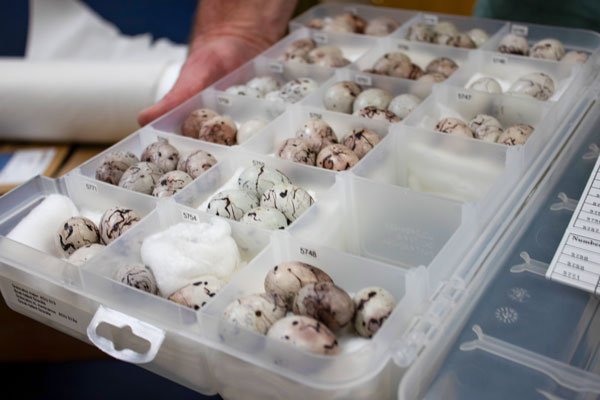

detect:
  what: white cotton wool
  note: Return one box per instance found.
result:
[7,194,79,257]
[140,218,241,297]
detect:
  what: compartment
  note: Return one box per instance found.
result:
[403,84,552,144]
[393,12,506,50]
[197,234,427,392]
[242,105,391,170]
[289,3,417,37]
[0,174,156,269]
[446,50,584,103]
[173,148,338,230]
[150,88,286,143]
[302,68,433,117]
[353,37,470,82]
[209,56,334,105]
[76,129,230,196]
[261,27,377,67]
[289,174,474,288]
[483,21,600,62]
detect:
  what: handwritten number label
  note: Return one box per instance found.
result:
[309,112,322,119]
[457,92,472,102]
[423,14,438,25]
[355,74,372,86]
[492,55,508,65]
[312,32,328,45]
[217,96,231,106]
[511,24,528,36]
[267,61,284,74]
[300,247,318,258]
[85,182,98,192]
[181,211,199,223]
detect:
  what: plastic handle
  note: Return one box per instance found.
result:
[86,305,165,364]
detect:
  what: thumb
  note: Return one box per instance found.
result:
[138,82,200,127]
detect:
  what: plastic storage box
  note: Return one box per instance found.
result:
[2,4,600,399]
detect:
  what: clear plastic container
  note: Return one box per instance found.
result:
[209,56,334,106]
[149,88,286,141]
[392,12,507,50]
[261,27,378,67]
[2,5,600,399]
[302,68,434,114]
[241,104,390,169]
[352,37,471,80]
[289,3,417,37]
[482,21,600,59]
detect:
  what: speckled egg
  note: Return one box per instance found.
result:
[365,17,399,36]
[295,118,338,153]
[114,263,158,294]
[67,243,105,266]
[508,72,555,101]
[118,162,163,194]
[317,144,360,171]
[152,170,193,198]
[353,286,397,338]
[238,164,292,198]
[99,206,141,244]
[314,55,351,68]
[498,124,534,146]
[261,183,314,223]
[435,118,474,138]
[307,46,344,63]
[468,77,503,94]
[277,138,317,165]
[333,13,367,33]
[177,149,217,179]
[56,216,101,256]
[406,23,434,42]
[353,88,393,112]
[425,57,458,78]
[408,63,425,80]
[371,52,411,75]
[181,108,219,138]
[264,90,286,103]
[241,207,288,230]
[453,33,476,49]
[417,72,447,83]
[433,33,455,46]
[247,76,281,96]
[237,118,268,144]
[561,51,588,64]
[225,84,263,98]
[323,18,355,34]
[279,78,319,104]
[530,38,565,61]
[354,106,401,123]
[267,315,339,355]
[307,18,325,30]
[283,38,316,59]
[293,281,355,331]
[264,261,333,309]
[341,129,381,159]
[207,189,259,221]
[223,293,287,334]
[388,94,421,120]
[284,53,310,63]
[168,276,225,310]
[95,151,139,185]
[498,34,529,56]
[468,114,504,142]
[197,115,238,146]
[141,141,179,173]
[466,28,489,48]
[323,81,362,114]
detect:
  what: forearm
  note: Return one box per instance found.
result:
[191,0,298,52]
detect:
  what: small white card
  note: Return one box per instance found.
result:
[547,153,600,294]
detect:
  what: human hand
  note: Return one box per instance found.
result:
[138,34,267,126]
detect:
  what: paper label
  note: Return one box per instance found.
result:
[181,210,200,223]
[299,246,318,259]
[0,149,57,185]
[492,55,508,65]
[84,181,99,193]
[397,43,410,51]
[312,32,328,45]
[156,136,168,143]
[511,24,528,36]
[216,95,231,106]
[309,112,322,119]
[267,61,284,74]
[355,74,372,86]
[547,155,600,294]
[423,14,439,25]
[0,278,89,334]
